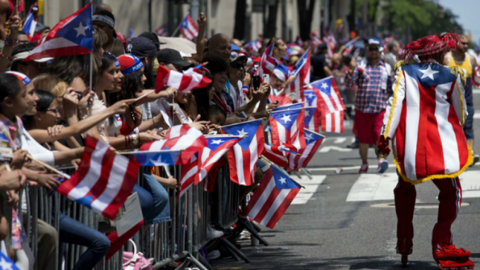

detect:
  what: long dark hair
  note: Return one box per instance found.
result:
[118,70,144,100]
[192,73,214,121]
[22,89,54,129]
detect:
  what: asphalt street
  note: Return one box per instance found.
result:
[210,90,480,270]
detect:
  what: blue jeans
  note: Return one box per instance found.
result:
[58,213,110,270]
[141,172,171,224]
[132,183,154,214]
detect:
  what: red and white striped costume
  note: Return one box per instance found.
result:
[382,62,472,184]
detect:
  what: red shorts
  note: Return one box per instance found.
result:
[354,110,385,145]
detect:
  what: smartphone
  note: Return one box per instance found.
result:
[238,111,248,119]
[252,75,260,90]
[262,74,270,84]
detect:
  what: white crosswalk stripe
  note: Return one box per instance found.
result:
[291,175,326,205]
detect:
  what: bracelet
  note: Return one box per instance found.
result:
[132,134,139,145]
[152,116,157,128]
[0,53,12,61]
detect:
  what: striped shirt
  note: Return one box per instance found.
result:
[345,60,394,113]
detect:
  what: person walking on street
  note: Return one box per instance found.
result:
[345,38,394,173]
[378,33,474,269]
[444,35,479,166]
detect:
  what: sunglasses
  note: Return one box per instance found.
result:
[461,42,469,46]
[368,47,379,52]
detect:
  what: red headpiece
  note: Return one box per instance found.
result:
[401,32,462,62]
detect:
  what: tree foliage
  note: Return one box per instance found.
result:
[381,0,463,39]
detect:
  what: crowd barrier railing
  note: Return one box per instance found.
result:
[1,159,251,269]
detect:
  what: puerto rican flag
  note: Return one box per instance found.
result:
[244,39,262,52]
[343,38,356,56]
[270,108,306,150]
[383,63,470,184]
[473,65,480,86]
[304,106,319,132]
[268,95,293,106]
[178,135,242,198]
[56,136,140,220]
[155,24,169,37]
[262,144,298,168]
[295,36,304,47]
[155,64,212,93]
[129,149,182,166]
[288,129,325,170]
[322,110,344,133]
[222,120,265,186]
[285,50,310,100]
[22,2,38,40]
[140,125,208,165]
[310,32,323,47]
[179,14,198,40]
[272,102,304,112]
[244,165,301,229]
[302,87,322,132]
[255,40,278,78]
[26,3,93,61]
[310,76,345,114]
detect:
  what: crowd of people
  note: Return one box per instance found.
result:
[0,1,478,270]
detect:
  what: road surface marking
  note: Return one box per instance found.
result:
[459,171,480,198]
[334,137,347,144]
[291,175,326,205]
[318,146,352,153]
[346,173,398,202]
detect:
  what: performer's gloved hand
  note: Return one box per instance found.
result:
[376,136,391,158]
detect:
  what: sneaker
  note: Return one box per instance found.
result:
[471,154,479,167]
[206,227,224,240]
[346,141,359,149]
[358,163,368,173]
[377,160,389,173]
[208,250,221,260]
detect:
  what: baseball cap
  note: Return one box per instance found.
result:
[156,48,193,68]
[126,37,157,59]
[139,32,166,47]
[117,54,144,75]
[231,43,240,52]
[367,38,382,47]
[230,51,248,66]
[317,43,327,51]
[93,10,117,38]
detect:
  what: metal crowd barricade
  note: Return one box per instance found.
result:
[8,159,244,269]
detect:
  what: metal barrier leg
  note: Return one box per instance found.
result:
[219,238,250,263]
[197,251,215,270]
[238,218,269,246]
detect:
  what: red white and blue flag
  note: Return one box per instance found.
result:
[285,50,310,100]
[22,2,38,40]
[288,129,325,170]
[0,249,20,270]
[178,135,242,197]
[343,39,356,56]
[269,108,306,150]
[140,125,208,165]
[310,76,345,114]
[302,87,322,132]
[26,3,93,61]
[222,120,265,186]
[255,40,278,77]
[129,149,182,166]
[272,102,304,112]
[244,39,262,52]
[295,36,304,47]
[56,136,140,220]
[322,110,344,133]
[310,32,323,47]
[179,14,198,40]
[155,24,169,37]
[304,106,319,132]
[244,165,301,229]
[155,64,212,93]
[262,144,298,169]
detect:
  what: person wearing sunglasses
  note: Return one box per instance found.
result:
[444,35,479,166]
[345,38,394,174]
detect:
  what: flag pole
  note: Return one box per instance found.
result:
[89,1,93,116]
[171,14,186,37]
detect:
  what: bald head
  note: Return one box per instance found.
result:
[208,33,231,62]
[95,3,112,13]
